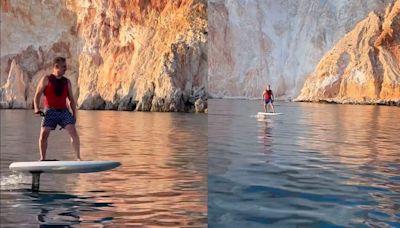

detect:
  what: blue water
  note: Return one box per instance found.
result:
[1,110,207,227]
[208,99,400,227]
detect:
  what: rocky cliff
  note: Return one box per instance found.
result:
[209,0,396,101]
[0,0,207,112]
[296,1,400,104]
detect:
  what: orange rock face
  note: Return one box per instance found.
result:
[0,0,207,112]
[296,1,400,105]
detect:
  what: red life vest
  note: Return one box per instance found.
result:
[44,75,68,109]
[263,90,273,100]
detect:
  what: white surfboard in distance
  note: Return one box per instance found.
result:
[257,112,283,116]
[9,161,121,174]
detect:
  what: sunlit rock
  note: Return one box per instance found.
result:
[296,1,400,104]
[209,0,395,101]
[0,0,207,112]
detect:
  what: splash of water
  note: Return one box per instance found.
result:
[0,173,31,190]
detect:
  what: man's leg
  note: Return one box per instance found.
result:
[64,124,81,160]
[269,103,275,113]
[264,102,267,112]
[39,127,52,160]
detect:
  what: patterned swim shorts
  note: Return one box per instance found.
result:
[264,99,273,104]
[42,108,75,130]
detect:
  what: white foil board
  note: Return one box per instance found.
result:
[9,161,121,174]
[257,112,283,116]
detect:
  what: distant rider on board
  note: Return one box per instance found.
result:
[262,85,275,113]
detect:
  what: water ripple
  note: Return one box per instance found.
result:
[1,110,207,227]
[209,100,400,227]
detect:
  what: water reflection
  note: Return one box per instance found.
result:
[208,99,400,227]
[295,104,400,226]
[1,110,207,227]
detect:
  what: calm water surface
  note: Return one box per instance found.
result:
[208,99,400,228]
[1,110,207,227]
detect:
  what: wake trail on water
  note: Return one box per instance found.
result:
[0,173,31,190]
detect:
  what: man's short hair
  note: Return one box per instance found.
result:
[53,57,66,66]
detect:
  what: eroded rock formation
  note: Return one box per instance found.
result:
[0,0,207,112]
[209,0,396,102]
[296,1,400,105]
